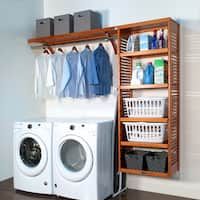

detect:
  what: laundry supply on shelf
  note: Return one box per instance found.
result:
[154,59,168,84]
[143,62,154,84]
[131,61,144,85]
[151,30,158,49]
[139,34,152,51]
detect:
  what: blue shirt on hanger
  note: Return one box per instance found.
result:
[61,50,86,98]
[93,45,113,96]
[80,47,99,98]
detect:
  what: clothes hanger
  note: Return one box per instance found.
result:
[57,47,64,53]
[85,44,91,50]
[43,47,50,54]
[99,43,104,47]
[72,46,78,52]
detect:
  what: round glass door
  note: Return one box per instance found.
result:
[16,133,47,177]
[57,135,93,182]
[60,140,86,172]
[20,138,41,168]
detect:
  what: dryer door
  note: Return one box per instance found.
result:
[57,135,93,182]
[16,133,48,177]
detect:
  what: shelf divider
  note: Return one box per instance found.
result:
[120,141,168,149]
[120,48,168,58]
[120,84,168,90]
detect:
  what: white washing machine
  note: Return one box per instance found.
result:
[13,121,53,194]
[53,119,114,200]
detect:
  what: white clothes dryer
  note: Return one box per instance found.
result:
[13,121,53,194]
[53,119,113,200]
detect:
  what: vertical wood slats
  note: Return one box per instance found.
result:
[168,20,180,176]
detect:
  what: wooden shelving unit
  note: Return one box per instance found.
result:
[28,17,179,179]
[117,18,180,178]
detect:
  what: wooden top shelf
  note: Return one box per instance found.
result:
[120,168,169,178]
[120,84,168,90]
[120,117,168,123]
[120,48,168,58]
[120,141,168,149]
[28,27,117,46]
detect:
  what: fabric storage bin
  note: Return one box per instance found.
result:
[36,18,54,37]
[124,97,168,118]
[74,10,102,32]
[123,122,167,143]
[146,151,168,172]
[125,150,148,170]
[54,14,73,35]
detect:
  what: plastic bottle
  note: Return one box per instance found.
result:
[131,62,144,85]
[143,62,154,84]
[152,30,158,49]
[158,29,164,48]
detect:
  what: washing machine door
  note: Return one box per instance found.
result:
[16,133,47,177]
[57,135,93,182]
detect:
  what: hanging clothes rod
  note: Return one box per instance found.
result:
[28,27,118,54]
[30,36,118,54]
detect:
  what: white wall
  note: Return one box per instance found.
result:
[44,0,200,199]
[0,0,45,181]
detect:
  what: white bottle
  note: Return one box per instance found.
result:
[131,62,144,85]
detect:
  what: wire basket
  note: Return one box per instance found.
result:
[123,122,167,143]
[124,97,168,117]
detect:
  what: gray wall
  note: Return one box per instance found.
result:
[0,0,45,181]
[44,0,200,199]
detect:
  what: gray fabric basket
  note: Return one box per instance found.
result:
[36,18,54,37]
[74,10,102,32]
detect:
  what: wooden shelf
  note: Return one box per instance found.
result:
[120,84,168,90]
[28,26,117,46]
[120,141,168,149]
[120,48,168,58]
[120,117,168,123]
[120,168,169,178]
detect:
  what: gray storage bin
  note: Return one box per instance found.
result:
[54,14,73,35]
[36,18,54,37]
[74,10,102,32]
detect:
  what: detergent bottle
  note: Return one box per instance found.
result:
[143,62,154,84]
[131,62,144,85]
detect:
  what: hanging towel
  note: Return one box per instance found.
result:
[93,45,113,96]
[61,51,86,98]
[35,54,54,99]
[80,47,99,98]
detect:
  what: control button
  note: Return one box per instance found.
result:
[70,125,75,130]
[54,184,57,188]
[27,124,32,129]
[81,124,85,127]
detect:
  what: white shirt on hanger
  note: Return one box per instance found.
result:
[35,53,55,99]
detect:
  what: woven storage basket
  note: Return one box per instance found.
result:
[123,122,167,143]
[124,97,168,117]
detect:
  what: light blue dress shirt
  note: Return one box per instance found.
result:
[61,50,86,98]
[80,48,99,98]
